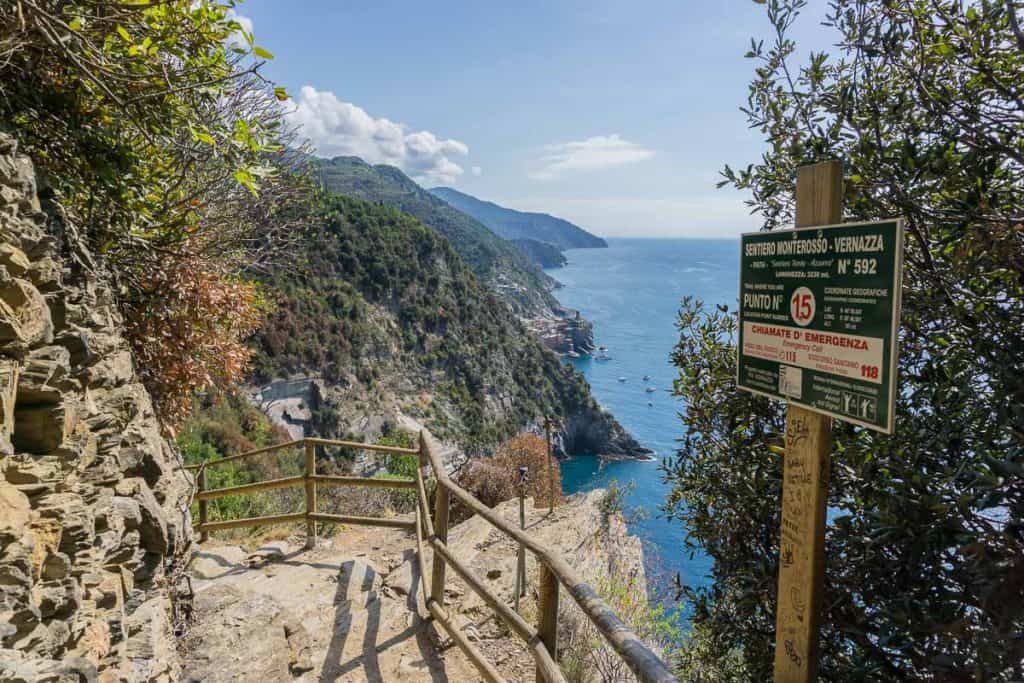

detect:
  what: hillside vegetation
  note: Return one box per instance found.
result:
[314,156,559,317]
[512,238,569,269]
[250,194,634,453]
[430,186,608,249]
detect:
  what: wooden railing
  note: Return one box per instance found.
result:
[184,432,678,683]
[184,436,420,545]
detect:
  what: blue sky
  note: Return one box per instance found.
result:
[243,0,833,237]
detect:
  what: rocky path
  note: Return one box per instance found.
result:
[181,490,643,683]
[180,523,479,682]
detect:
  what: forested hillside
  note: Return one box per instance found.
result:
[250,193,644,456]
[314,156,560,317]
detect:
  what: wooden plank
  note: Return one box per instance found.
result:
[431,539,565,683]
[536,563,560,683]
[428,427,451,608]
[198,468,209,543]
[418,431,677,683]
[426,600,506,683]
[308,513,415,530]
[304,437,420,455]
[197,512,306,533]
[414,465,435,538]
[773,160,841,683]
[182,439,304,470]
[414,506,433,614]
[305,441,317,549]
[430,482,451,606]
[195,475,304,501]
[182,437,418,472]
[312,475,416,489]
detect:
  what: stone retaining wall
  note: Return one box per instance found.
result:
[0,134,192,682]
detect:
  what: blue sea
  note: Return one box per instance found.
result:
[549,238,739,608]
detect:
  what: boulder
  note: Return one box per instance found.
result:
[123,597,178,682]
[17,345,74,404]
[114,478,169,555]
[189,545,247,580]
[35,493,93,558]
[0,243,30,278]
[0,483,31,540]
[3,454,63,486]
[0,275,52,348]
[0,648,93,683]
[246,540,291,566]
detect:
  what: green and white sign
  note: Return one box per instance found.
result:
[737,219,904,433]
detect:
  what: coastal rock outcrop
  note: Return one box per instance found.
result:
[0,134,192,681]
[559,407,654,460]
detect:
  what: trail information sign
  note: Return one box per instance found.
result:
[738,219,904,433]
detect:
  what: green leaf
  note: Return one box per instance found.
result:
[116,25,131,43]
[253,46,274,60]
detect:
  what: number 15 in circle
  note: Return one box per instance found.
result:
[790,287,815,327]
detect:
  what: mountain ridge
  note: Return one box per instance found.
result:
[313,156,560,318]
[429,186,608,250]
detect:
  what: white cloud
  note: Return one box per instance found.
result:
[287,86,470,185]
[471,165,483,177]
[529,134,655,181]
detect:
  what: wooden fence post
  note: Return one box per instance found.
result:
[426,431,451,606]
[536,562,559,682]
[305,440,317,549]
[515,474,527,612]
[431,485,450,606]
[773,160,841,682]
[198,467,209,544]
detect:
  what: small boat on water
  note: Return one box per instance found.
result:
[618,377,627,382]
[598,345,608,351]
[645,387,656,393]
[595,352,611,361]
[643,374,651,381]
[647,401,654,407]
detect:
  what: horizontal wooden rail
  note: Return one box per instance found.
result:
[183,437,419,471]
[184,439,304,470]
[419,431,677,683]
[197,512,306,533]
[304,437,420,455]
[308,512,415,530]
[195,475,304,501]
[312,474,416,489]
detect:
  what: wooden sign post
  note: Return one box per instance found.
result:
[736,159,904,680]
[774,161,839,683]
[774,161,840,682]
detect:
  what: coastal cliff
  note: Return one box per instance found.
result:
[0,136,191,682]
[246,194,649,459]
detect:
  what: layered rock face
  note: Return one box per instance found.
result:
[0,135,192,681]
